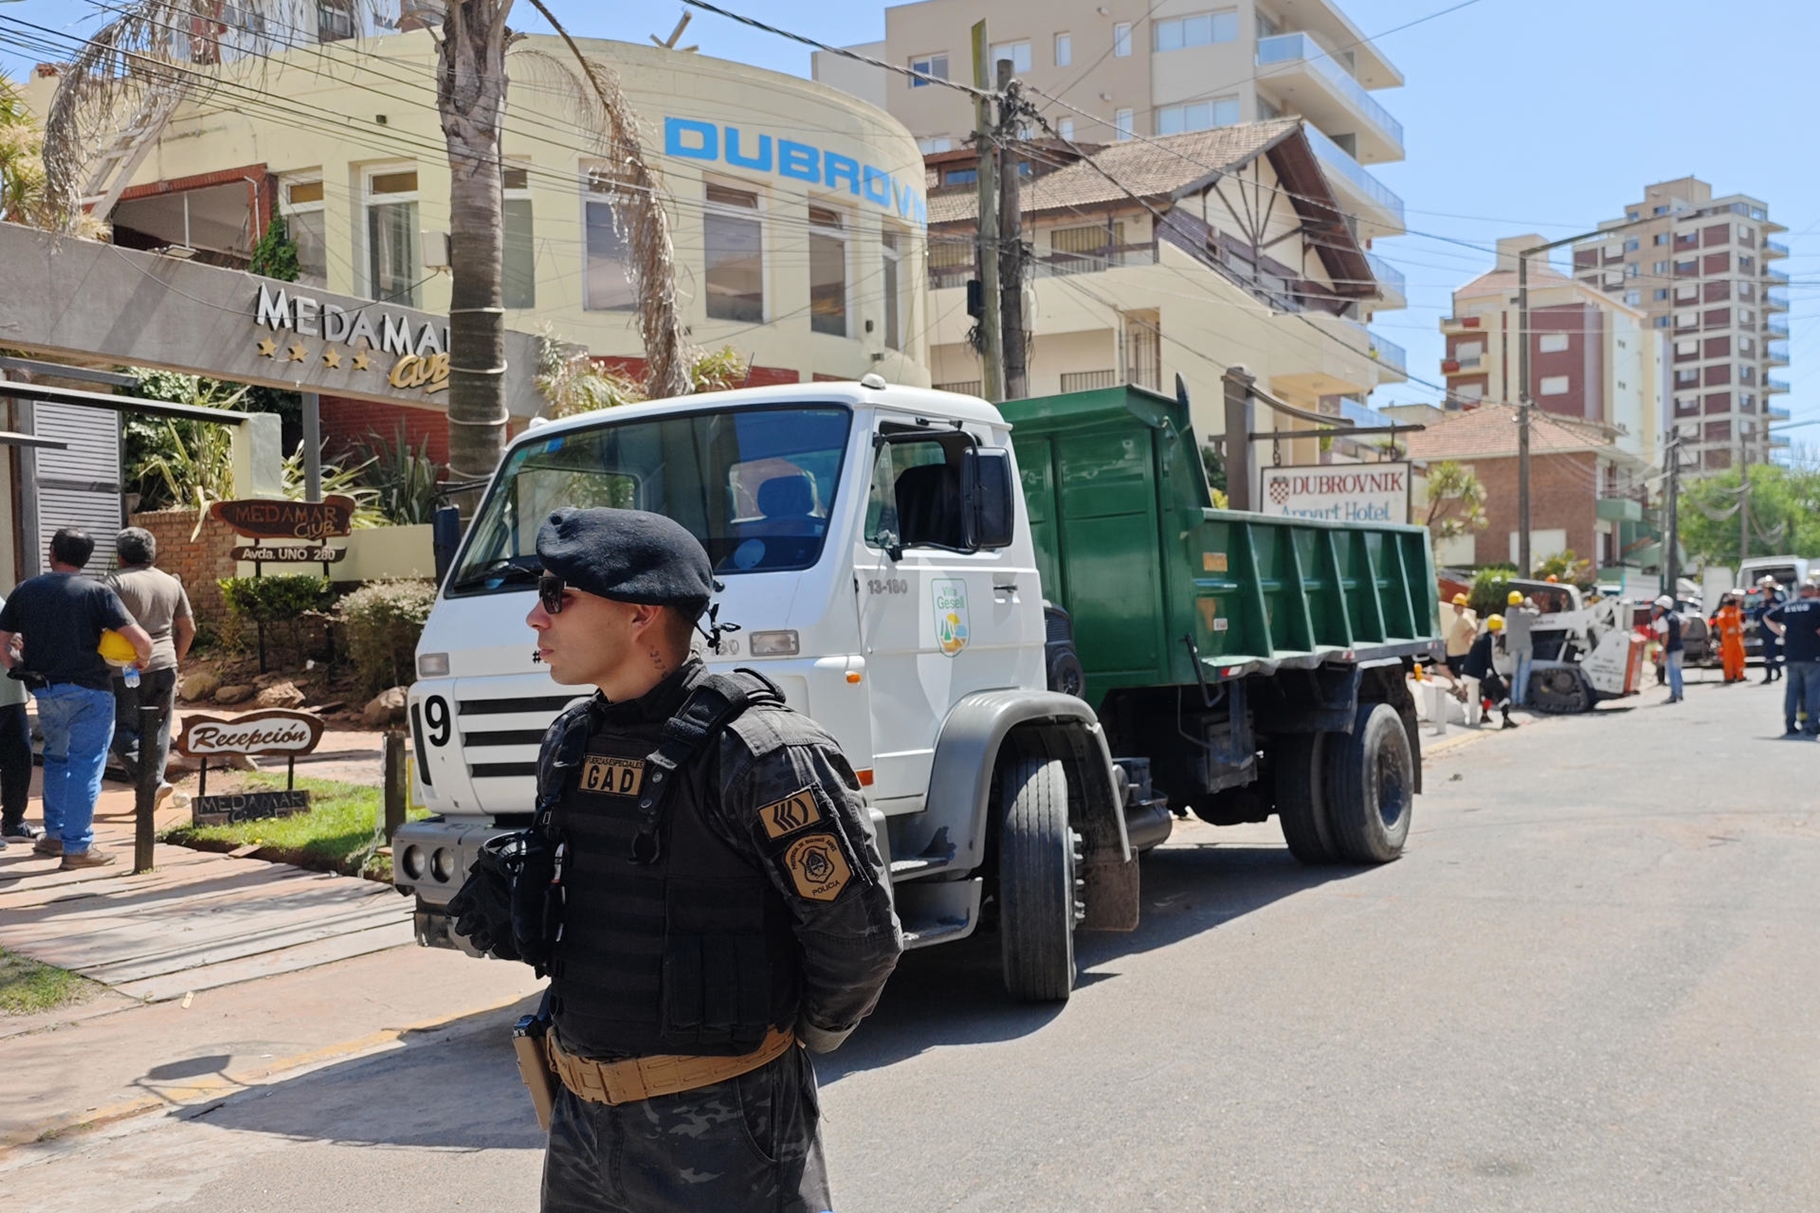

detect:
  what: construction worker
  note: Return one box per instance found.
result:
[1443,592,1478,683]
[1710,590,1747,684]
[1503,590,1538,707]
[1461,614,1517,729]
[1652,595,1685,704]
[1752,575,1785,684]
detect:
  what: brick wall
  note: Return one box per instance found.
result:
[130,508,241,625]
[319,395,451,468]
[1463,451,1599,567]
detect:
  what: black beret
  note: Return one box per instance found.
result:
[536,508,714,619]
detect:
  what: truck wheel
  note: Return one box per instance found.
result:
[1273,732,1339,865]
[1046,646,1086,697]
[997,756,1078,1002]
[1324,703,1414,864]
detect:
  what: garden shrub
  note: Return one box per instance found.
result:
[337,579,437,694]
[220,575,333,665]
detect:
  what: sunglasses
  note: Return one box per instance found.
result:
[538,573,567,615]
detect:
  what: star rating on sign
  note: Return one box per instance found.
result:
[287,342,308,362]
[322,347,342,369]
[256,337,278,358]
[351,350,371,371]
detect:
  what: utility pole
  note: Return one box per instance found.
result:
[1738,431,1750,566]
[970,20,1005,403]
[1664,430,1682,597]
[995,59,1028,400]
[1517,251,1532,577]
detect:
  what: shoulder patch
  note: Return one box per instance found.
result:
[757,789,822,839]
[782,833,853,901]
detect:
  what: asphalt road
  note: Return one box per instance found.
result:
[6,671,1817,1212]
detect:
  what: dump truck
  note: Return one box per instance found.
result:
[396,379,1442,1001]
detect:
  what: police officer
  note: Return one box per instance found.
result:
[498,507,902,1213]
[1764,578,1820,738]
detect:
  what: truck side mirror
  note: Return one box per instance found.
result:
[962,447,1015,550]
[431,504,464,588]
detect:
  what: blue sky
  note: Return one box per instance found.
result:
[4,0,1816,441]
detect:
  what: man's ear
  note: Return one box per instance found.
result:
[627,601,666,638]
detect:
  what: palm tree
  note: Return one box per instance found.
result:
[41,0,685,505]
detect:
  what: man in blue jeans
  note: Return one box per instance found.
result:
[1764,579,1820,738]
[0,529,153,869]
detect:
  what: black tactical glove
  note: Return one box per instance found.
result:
[447,835,523,962]
[509,830,559,973]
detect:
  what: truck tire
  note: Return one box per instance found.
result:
[1324,703,1414,864]
[1046,646,1086,698]
[997,756,1078,1002]
[1273,732,1339,865]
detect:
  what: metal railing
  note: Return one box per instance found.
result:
[1255,32,1404,147]
[928,242,1160,290]
[1766,265,1790,284]
[1765,238,1790,258]
[1059,370,1118,392]
[1767,374,1790,393]
[1768,315,1790,336]
[933,380,982,395]
[1364,251,1405,300]
[1303,125,1405,229]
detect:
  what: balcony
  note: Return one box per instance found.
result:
[1768,315,1790,337]
[1032,241,1158,280]
[1767,374,1790,394]
[1303,124,1405,239]
[1256,32,1404,165]
[1768,406,1791,422]
[1343,321,1405,377]
[1765,238,1789,260]
[1768,339,1790,366]
[1597,496,1644,524]
[1340,398,1398,429]
[1771,433,1791,450]
[1767,266,1790,284]
[1364,251,1405,309]
[1768,287,1789,312]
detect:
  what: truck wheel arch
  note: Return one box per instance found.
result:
[925,690,1139,932]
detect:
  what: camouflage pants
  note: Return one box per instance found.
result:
[541,1045,832,1213]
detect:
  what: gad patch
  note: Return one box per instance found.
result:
[757,789,822,839]
[580,755,644,797]
[783,833,853,901]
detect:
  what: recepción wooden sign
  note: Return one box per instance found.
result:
[192,789,311,826]
[176,709,326,758]
[231,545,347,563]
[210,496,357,541]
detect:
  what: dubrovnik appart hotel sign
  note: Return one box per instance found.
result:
[252,283,451,395]
[664,118,928,227]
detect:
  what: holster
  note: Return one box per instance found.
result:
[512,993,559,1132]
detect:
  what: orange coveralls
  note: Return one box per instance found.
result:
[1712,603,1747,683]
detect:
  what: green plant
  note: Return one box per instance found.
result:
[355,427,442,524]
[688,345,748,393]
[1535,549,1594,588]
[337,579,437,695]
[220,575,332,663]
[280,443,387,527]
[1424,460,1488,559]
[535,328,756,418]
[1468,567,1513,618]
[1200,444,1228,495]
[248,210,300,281]
[124,369,246,515]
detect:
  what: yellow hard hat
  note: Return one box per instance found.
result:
[1507,590,1523,605]
[1451,592,1468,605]
[1486,614,1505,631]
[97,629,138,667]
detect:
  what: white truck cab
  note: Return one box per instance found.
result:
[397,380,1136,1001]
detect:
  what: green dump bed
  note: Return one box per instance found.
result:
[1000,385,1443,709]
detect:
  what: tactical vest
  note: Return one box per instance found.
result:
[542,668,801,1060]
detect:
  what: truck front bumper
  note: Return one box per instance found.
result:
[393,817,517,950]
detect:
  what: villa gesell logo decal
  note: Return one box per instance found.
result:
[932,578,970,657]
[251,283,451,395]
[664,118,927,227]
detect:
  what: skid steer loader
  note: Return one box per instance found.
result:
[1501,580,1645,714]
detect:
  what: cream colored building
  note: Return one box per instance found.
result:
[1571,178,1790,474]
[27,31,933,392]
[1440,235,1665,471]
[925,120,1405,469]
[813,0,1407,254]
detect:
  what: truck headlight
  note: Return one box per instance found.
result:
[401,845,426,880]
[748,630,800,657]
[418,652,450,678]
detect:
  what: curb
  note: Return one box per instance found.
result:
[0,996,528,1161]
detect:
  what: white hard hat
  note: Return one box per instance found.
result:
[1760,575,1778,585]
[1654,595,1674,609]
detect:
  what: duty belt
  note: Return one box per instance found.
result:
[545,1027,795,1105]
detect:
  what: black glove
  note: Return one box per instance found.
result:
[509,830,559,972]
[447,835,523,962]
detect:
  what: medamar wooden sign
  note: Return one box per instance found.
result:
[176,709,327,825]
[210,496,357,541]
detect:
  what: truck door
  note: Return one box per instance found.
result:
[852,423,1041,809]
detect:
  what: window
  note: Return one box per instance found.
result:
[1058,118,1075,141]
[1539,375,1569,396]
[1624,264,1639,278]
[1653,288,1669,300]
[1623,289,1641,306]
[1675,311,1698,329]
[363,166,419,306]
[1674,395,1698,417]
[807,205,847,338]
[1114,108,1134,140]
[1674,339,1698,356]
[1655,317,1670,328]
[279,175,325,287]
[1674,259,1697,276]
[501,165,534,309]
[1054,32,1072,66]
[1453,382,1483,402]
[1626,211,1639,220]
[584,168,635,311]
[881,227,903,351]
[990,40,1031,73]
[317,0,354,43]
[1454,340,1483,365]
[1674,369,1698,386]
[1652,261,1669,274]
[943,167,977,186]
[1155,98,1241,134]
[1153,9,1238,51]
[1538,333,1569,353]
[917,136,954,154]
[704,183,763,323]
[1623,237,1639,252]
[909,53,948,86]
[1113,23,1132,56]
[1653,233,1668,245]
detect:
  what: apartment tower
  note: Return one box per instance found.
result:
[1573,178,1790,474]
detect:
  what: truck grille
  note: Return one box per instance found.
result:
[459,694,576,782]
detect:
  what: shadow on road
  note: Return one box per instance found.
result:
[176,838,1362,1147]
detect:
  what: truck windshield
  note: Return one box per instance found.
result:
[450,406,851,593]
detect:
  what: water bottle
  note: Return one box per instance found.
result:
[123,665,140,689]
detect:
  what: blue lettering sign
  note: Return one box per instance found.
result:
[779,141,820,183]
[665,118,718,161]
[862,166,892,207]
[824,152,860,196]
[725,128,773,171]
